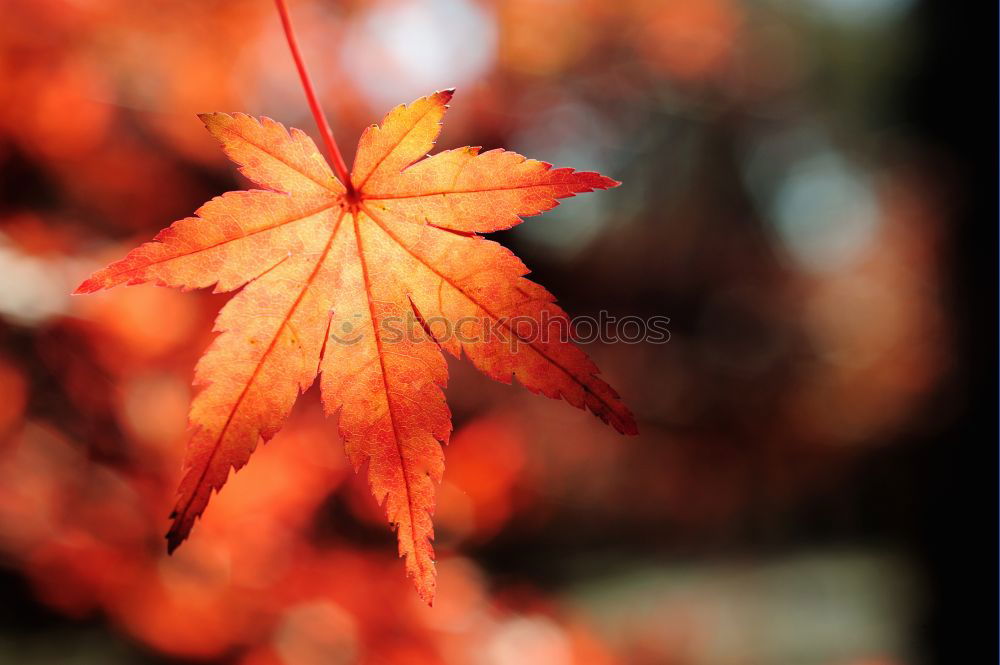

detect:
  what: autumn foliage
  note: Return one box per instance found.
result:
[76,88,635,602]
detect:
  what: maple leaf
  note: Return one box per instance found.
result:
[75,90,636,603]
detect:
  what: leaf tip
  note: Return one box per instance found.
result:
[609,406,639,435]
[72,279,98,295]
[590,174,621,190]
[165,513,191,555]
[415,575,437,606]
[165,532,182,555]
[197,112,230,132]
[606,402,638,435]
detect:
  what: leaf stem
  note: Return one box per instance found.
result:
[274,0,353,192]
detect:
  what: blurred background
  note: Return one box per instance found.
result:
[0,0,993,663]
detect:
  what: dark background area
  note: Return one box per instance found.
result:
[901,0,996,661]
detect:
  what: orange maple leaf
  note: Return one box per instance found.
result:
[75,90,636,603]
